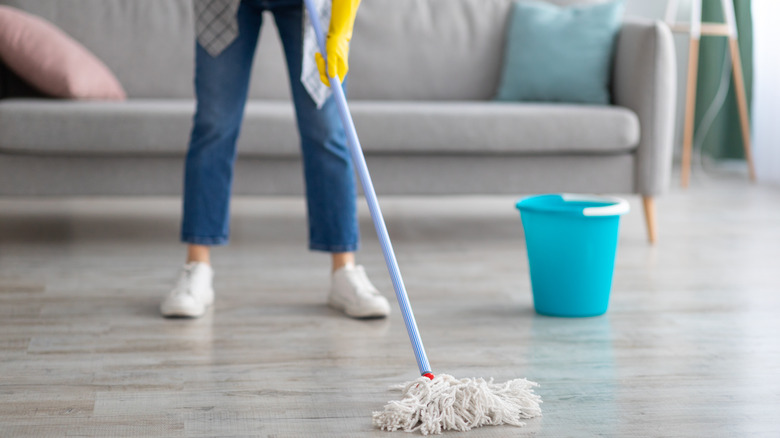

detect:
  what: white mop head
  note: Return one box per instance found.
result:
[372,374,542,435]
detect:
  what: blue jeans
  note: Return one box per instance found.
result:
[181,0,358,252]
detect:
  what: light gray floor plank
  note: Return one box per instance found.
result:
[1,173,779,437]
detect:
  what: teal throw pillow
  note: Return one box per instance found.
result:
[495,0,625,105]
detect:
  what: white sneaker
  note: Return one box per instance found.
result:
[160,262,214,318]
[328,265,391,318]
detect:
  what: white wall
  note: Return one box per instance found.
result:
[752,0,780,185]
[625,0,668,19]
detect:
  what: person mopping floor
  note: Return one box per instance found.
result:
[160,0,390,320]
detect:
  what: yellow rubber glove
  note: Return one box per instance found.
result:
[315,0,361,86]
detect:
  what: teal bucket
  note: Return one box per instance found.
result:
[516,194,629,317]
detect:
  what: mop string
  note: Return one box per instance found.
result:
[303,0,433,378]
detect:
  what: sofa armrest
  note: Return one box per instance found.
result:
[612,19,677,196]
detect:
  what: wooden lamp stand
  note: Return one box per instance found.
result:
[665,0,756,187]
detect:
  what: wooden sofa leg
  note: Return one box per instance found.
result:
[642,196,658,244]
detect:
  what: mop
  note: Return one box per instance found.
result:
[303,0,542,433]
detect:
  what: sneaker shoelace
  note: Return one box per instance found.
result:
[172,265,196,297]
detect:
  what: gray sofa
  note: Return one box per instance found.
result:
[0,0,676,243]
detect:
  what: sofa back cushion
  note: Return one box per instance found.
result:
[350,0,607,100]
[349,0,511,100]
[0,0,609,100]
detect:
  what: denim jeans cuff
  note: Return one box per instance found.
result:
[309,242,359,253]
[181,234,229,246]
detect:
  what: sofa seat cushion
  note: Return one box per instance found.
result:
[350,101,639,154]
[0,99,639,156]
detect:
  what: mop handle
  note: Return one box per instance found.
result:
[303,0,432,378]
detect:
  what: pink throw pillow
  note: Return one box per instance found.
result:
[0,5,126,100]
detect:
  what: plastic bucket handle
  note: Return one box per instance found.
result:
[560,194,630,217]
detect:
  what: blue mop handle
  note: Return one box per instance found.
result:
[303,0,432,378]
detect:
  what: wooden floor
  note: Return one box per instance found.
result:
[1,173,779,437]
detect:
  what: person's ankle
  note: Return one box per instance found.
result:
[331,252,356,273]
[187,244,211,266]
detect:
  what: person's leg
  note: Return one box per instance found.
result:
[272,2,358,261]
[164,1,264,318]
[181,0,265,257]
[273,2,389,318]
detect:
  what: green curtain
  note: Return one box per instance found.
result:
[695,0,752,159]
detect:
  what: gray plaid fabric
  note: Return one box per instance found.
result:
[194,0,241,57]
[193,0,331,108]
